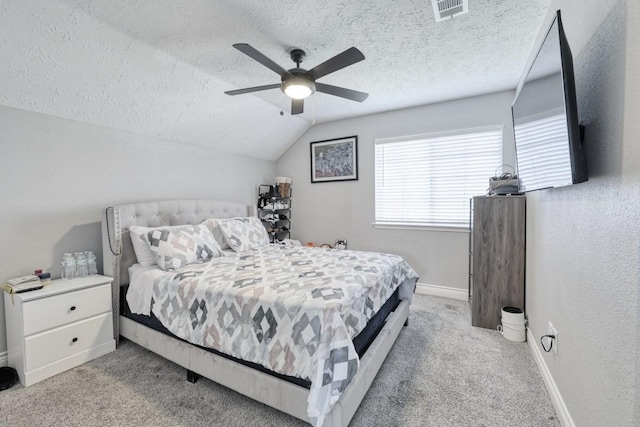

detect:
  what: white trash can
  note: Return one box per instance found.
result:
[497,306,526,342]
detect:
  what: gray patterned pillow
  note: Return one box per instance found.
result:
[200,218,231,250]
[146,224,221,271]
[217,217,270,252]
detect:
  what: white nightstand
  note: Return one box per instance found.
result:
[4,275,116,386]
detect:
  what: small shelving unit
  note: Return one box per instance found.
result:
[257,184,291,243]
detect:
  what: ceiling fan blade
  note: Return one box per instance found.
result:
[233,43,292,79]
[291,98,304,115]
[315,83,369,102]
[308,47,365,80]
[224,83,281,96]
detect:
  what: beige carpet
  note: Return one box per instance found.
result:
[0,294,558,426]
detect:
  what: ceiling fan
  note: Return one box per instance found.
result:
[224,43,368,115]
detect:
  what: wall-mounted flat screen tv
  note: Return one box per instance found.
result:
[512,10,587,192]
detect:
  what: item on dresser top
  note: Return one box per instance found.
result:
[61,252,76,280]
[6,275,40,286]
[87,251,98,275]
[75,252,88,277]
[37,273,51,286]
[2,275,43,296]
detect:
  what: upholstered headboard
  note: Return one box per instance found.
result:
[101,199,253,343]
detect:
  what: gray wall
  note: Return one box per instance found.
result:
[276,90,516,290]
[277,2,640,423]
[0,105,275,354]
[523,1,639,426]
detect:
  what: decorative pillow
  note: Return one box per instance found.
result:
[145,224,222,271]
[129,226,158,267]
[200,218,230,250]
[217,217,270,252]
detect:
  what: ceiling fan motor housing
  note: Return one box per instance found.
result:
[289,48,306,66]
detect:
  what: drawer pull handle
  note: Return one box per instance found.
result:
[70,306,76,311]
[72,337,78,343]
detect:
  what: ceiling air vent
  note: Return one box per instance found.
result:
[431,0,469,22]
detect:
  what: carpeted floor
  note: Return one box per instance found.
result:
[0,295,558,426]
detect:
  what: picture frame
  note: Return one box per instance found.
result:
[310,136,358,183]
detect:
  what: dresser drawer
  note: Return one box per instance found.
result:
[24,312,113,372]
[23,284,111,335]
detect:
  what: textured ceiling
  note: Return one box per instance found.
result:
[0,0,550,160]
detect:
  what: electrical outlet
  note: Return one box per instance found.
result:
[548,321,558,356]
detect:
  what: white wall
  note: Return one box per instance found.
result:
[276,90,515,290]
[524,1,639,426]
[0,105,275,354]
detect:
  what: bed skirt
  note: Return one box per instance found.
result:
[120,298,410,426]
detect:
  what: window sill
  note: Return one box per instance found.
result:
[372,223,469,233]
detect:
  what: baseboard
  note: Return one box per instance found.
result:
[415,283,468,301]
[0,351,7,367]
[526,328,575,427]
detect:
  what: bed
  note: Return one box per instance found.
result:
[101,199,418,426]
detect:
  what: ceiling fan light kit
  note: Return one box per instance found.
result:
[225,43,368,115]
[282,77,315,100]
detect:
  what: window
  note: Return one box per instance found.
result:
[375,128,502,229]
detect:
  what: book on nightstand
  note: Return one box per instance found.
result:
[2,275,43,295]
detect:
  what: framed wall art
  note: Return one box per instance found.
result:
[310,135,358,183]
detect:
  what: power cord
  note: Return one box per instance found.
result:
[486,164,520,195]
[494,164,516,177]
[540,334,556,353]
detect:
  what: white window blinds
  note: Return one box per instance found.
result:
[514,113,572,191]
[375,129,502,228]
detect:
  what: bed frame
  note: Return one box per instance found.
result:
[101,199,410,426]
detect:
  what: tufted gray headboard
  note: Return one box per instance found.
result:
[101,199,253,343]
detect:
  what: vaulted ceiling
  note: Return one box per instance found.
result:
[0,0,550,160]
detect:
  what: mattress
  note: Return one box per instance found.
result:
[126,244,418,423]
[122,284,402,388]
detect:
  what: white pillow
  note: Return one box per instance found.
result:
[129,226,157,267]
[145,224,222,271]
[200,218,230,250]
[217,217,270,252]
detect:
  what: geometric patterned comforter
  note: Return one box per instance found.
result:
[140,245,418,426]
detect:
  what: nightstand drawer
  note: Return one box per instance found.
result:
[24,312,113,372]
[23,283,111,335]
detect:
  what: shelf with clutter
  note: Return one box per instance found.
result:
[257,177,292,243]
